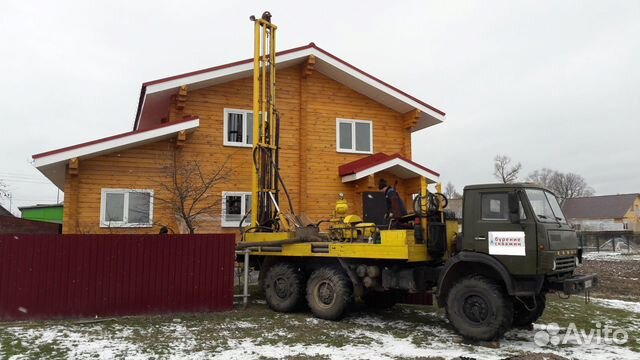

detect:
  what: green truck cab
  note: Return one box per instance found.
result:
[437,183,597,339]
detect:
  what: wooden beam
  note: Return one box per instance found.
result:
[68,158,79,176]
[176,130,187,147]
[176,85,188,111]
[301,55,316,78]
[402,109,421,129]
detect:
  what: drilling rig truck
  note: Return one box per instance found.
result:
[238,12,597,340]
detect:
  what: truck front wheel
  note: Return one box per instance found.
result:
[306,267,353,320]
[263,263,305,313]
[512,294,546,327]
[445,275,513,341]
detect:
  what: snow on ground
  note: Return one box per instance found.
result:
[593,298,640,313]
[2,316,638,360]
[1,299,639,359]
[583,252,640,262]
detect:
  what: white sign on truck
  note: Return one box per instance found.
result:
[488,231,526,256]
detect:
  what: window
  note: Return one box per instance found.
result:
[481,193,509,220]
[336,119,372,154]
[223,109,253,147]
[525,189,567,223]
[100,189,153,227]
[222,192,252,227]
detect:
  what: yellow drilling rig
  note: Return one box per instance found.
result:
[238,12,596,341]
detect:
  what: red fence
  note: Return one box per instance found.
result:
[0,234,235,320]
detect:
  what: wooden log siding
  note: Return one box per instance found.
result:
[63,65,413,234]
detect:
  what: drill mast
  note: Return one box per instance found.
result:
[250,12,279,229]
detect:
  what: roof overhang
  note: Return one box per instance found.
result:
[339,153,439,184]
[135,43,445,131]
[32,118,200,190]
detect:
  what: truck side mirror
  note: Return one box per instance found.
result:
[508,192,520,224]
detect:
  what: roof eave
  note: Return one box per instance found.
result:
[33,118,201,190]
[134,43,446,131]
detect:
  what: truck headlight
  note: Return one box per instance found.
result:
[552,260,556,271]
[575,256,580,267]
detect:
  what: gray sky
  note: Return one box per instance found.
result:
[1,0,639,214]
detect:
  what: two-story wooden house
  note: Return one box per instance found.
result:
[33,43,445,234]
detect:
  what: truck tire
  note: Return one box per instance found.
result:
[363,290,398,310]
[263,263,305,313]
[512,294,546,327]
[445,275,513,341]
[306,267,353,320]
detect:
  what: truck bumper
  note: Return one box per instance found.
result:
[549,274,598,295]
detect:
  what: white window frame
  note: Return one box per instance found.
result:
[223,108,253,147]
[336,118,373,154]
[99,188,154,228]
[221,191,252,228]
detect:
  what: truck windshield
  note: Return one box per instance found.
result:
[525,189,567,223]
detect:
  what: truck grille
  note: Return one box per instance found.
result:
[554,256,576,272]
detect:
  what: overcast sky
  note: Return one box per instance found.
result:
[1,0,639,214]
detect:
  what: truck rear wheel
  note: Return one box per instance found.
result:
[446,275,513,341]
[513,294,546,327]
[263,263,305,313]
[306,267,353,320]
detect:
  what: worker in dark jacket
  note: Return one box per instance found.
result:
[379,178,407,221]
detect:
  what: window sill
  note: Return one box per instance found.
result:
[223,142,253,148]
[336,149,373,155]
[221,222,249,228]
[100,223,154,228]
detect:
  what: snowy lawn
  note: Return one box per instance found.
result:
[1,296,639,359]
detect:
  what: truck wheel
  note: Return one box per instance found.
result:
[363,290,398,310]
[263,263,305,313]
[306,267,353,320]
[446,275,513,341]
[512,294,546,327]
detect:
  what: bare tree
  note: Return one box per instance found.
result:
[444,181,462,199]
[526,168,556,189]
[527,168,594,201]
[493,155,522,184]
[153,149,230,234]
[551,172,594,200]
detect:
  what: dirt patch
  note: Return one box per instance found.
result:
[576,255,640,301]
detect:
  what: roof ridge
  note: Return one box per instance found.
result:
[567,193,639,200]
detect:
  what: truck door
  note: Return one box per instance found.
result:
[466,190,536,276]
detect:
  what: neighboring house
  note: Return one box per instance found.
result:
[32,43,445,234]
[19,203,64,224]
[0,205,12,217]
[446,198,463,220]
[562,194,640,233]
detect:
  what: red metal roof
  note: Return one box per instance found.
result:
[338,153,440,177]
[133,43,446,130]
[32,116,198,159]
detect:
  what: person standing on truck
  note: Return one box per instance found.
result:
[379,178,407,223]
